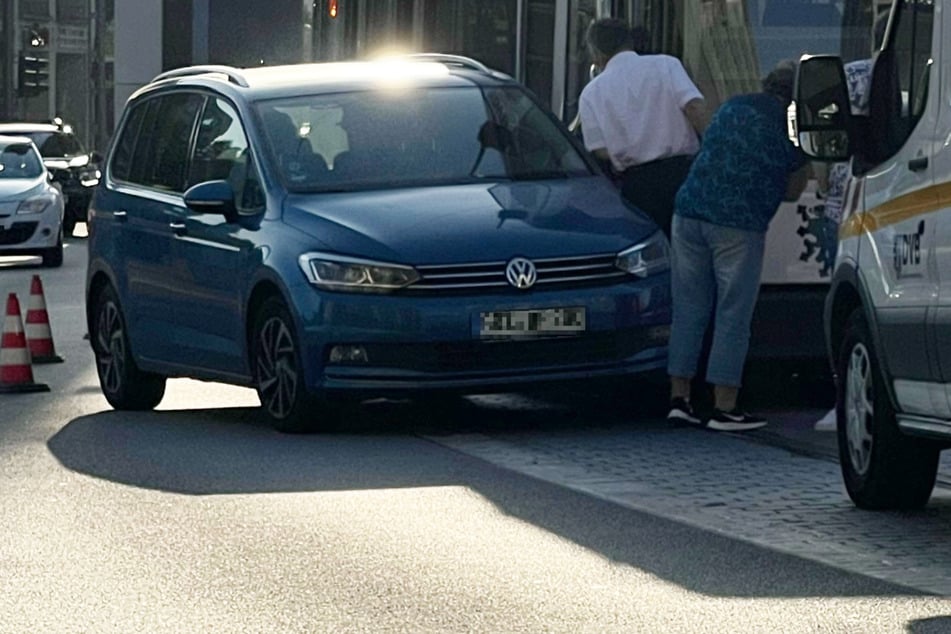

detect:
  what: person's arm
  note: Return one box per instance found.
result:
[591,147,611,163]
[578,93,615,175]
[784,162,811,202]
[683,97,709,136]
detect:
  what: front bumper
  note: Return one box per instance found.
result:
[0,215,61,252]
[291,273,671,393]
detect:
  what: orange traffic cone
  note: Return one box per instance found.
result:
[0,293,50,393]
[25,275,64,364]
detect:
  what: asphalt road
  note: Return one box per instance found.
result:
[1,239,950,633]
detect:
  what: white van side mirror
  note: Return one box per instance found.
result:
[789,55,852,161]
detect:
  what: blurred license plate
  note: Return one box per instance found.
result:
[479,307,586,337]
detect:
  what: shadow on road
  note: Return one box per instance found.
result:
[46,393,933,600]
[908,616,951,633]
[46,387,639,497]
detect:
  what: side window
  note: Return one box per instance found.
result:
[189,97,263,212]
[868,0,934,162]
[110,101,149,183]
[128,99,161,185]
[138,93,204,192]
[894,0,934,123]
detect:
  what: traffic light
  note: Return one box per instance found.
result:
[328,0,338,18]
[18,52,49,97]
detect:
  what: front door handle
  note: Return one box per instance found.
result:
[169,222,187,236]
[113,210,128,221]
[908,156,929,172]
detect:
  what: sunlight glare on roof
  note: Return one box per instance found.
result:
[254,59,449,87]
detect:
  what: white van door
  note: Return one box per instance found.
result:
[928,0,951,415]
[859,0,940,410]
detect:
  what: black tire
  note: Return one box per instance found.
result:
[252,296,332,433]
[836,309,939,509]
[91,284,166,410]
[41,232,64,268]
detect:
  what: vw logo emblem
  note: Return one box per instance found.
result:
[505,257,537,289]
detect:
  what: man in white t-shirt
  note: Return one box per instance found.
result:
[578,19,708,236]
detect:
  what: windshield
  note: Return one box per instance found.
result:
[256,86,592,192]
[0,142,44,179]
[14,131,85,158]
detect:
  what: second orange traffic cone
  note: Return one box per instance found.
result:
[0,293,50,393]
[25,275,64,364]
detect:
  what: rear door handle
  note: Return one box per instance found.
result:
[908,156,929,172]
[113,210,128,221]
[169,222,187,236]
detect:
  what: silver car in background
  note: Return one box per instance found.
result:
[0,135,64,267]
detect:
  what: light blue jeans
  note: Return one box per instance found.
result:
[667,215,766,387]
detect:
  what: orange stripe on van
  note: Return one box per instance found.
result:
[838,181,951,239]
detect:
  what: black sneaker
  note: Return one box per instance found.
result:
[706,409,767,431]
[667,397,701,425]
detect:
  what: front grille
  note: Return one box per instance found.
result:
[0,222,38,245]
[349,330,652,373]
[412,253,626,291]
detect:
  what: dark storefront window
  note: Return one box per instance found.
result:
[524,0,555,106]
[20,0,51,19]
[422,0,518,76]
[209,0,302,66]
[564,0,597,123]
[57,0,89,22]
[162,0,193,70]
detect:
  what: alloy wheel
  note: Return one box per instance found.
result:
[256,315,299,420]
[96,300,125,395]
[845,342,874,476]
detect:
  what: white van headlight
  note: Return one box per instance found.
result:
[615,231,670,278]
[298,252,419,292]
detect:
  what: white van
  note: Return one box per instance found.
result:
[789,0,948,509]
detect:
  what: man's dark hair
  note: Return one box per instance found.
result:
[762,59,797,104]
[586,18,634,59]
[630,25,652,54]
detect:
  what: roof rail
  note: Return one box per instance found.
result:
[151,65,249,88]
[398,54,494,74]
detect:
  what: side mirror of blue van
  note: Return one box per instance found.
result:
[790,54,852,162]
[183,180,237,220]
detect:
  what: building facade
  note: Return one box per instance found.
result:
[0,0,113,150]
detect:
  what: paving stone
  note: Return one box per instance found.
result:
[429,422,951,595]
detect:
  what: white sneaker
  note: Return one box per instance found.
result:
[814,408,836,432]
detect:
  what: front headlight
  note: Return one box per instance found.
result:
[298,252,419,292]
[16,194,56,215]
[615,231,670,278]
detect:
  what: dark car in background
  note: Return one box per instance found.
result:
[0,120,101,236]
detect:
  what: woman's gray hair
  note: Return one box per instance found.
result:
[762,59,798,104]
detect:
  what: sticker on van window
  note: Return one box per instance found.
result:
[893,220,925,278]
[796,202,837,277]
